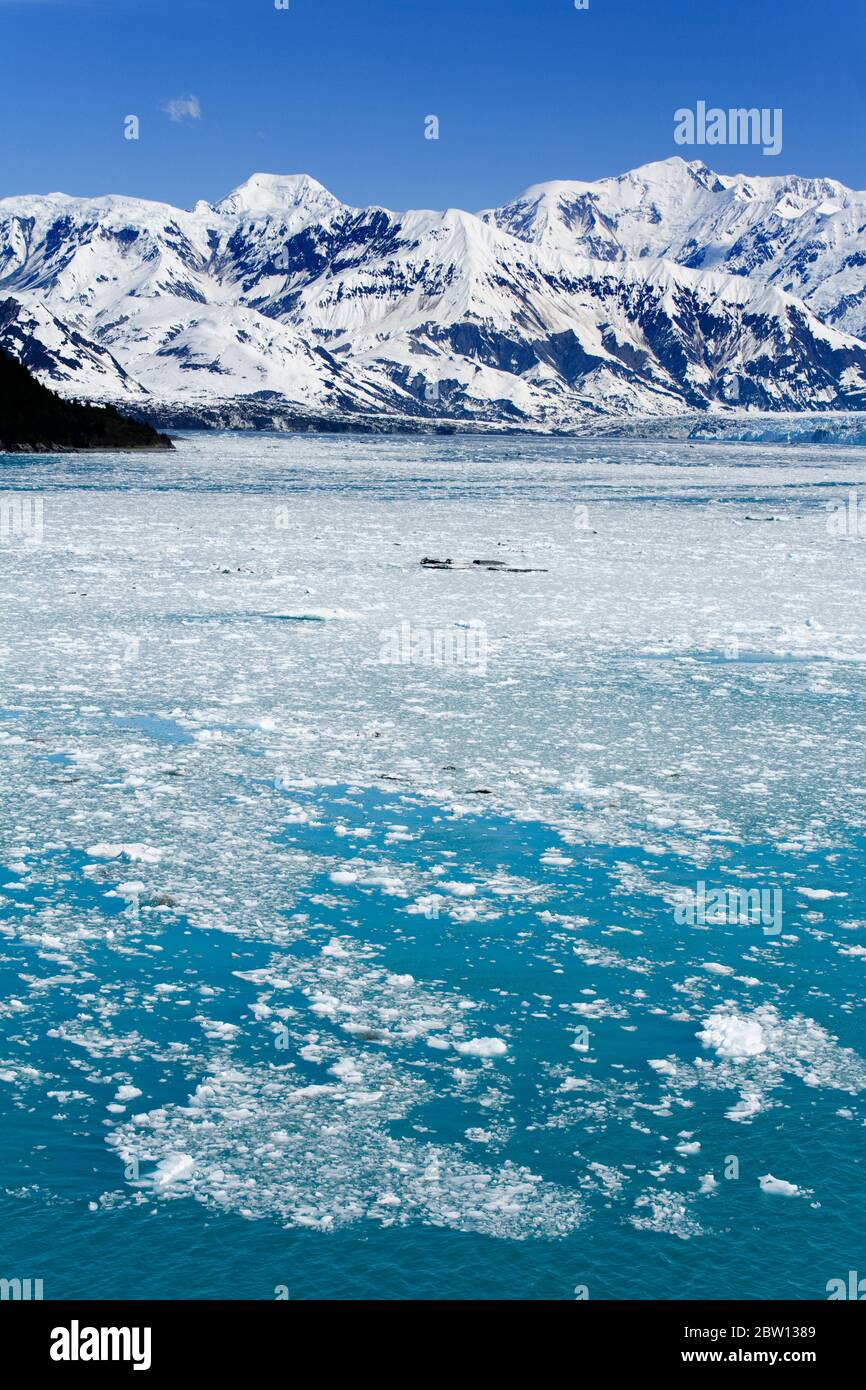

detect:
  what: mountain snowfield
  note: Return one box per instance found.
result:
[2,157,866,430]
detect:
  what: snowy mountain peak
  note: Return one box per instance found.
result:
[3,159,866,430]
[214,173,345,220]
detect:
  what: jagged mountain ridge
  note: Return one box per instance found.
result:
[482,158,866,336]
[0,297,142,398]
[1,158,866,430]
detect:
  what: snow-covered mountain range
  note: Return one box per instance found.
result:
[2,157,866,431]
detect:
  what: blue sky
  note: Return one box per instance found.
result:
[2,0,864,209]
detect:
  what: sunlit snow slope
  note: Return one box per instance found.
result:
[2,159,866,428]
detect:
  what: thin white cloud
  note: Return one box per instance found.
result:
[162,95,202,124]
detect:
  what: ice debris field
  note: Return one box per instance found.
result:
[0,433,865,1299]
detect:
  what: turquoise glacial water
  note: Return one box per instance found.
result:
[1,434,866,1299]
[1,787,864,1299]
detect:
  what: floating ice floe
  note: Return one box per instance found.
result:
[152,1153,196,1188]
[646,1006,866,1126]
[698,1013,767,1059]
[630,1189,702,1240]
[725,1092,764,1123]
[86,843,163,865]
[115,1085,142,1103]
[758,1174,807,1197]
[453,1037,508,1058]
[108,1059,584,1241]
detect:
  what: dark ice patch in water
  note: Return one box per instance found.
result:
[636,651,838,666]
[163,613,333,627]
[112,715,194,745]
[259,612,329,623]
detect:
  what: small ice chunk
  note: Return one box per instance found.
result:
[86,842,162,865]
[453,1037,507,1058]
[153,1153,195,1187]
[759,1173,802,1197]
[649,1058,677,1076]
[698,1012,766,1059]
[442,881,476,897]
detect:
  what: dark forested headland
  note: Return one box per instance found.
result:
[0,348,173,453]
